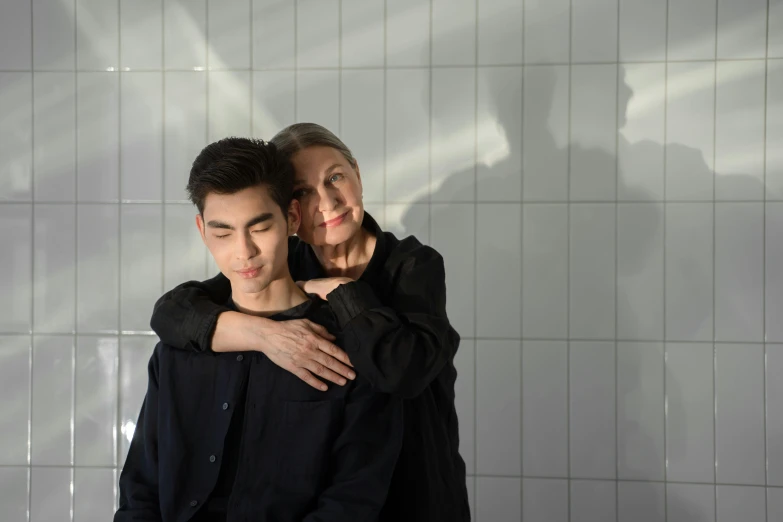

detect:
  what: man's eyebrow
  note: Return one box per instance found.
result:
[206,213,274,230]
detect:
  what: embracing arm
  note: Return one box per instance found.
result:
[326,240,459,399]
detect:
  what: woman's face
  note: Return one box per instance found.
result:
[290,145,364,247]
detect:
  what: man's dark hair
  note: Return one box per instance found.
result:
[186,137,294,216]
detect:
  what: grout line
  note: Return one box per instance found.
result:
[663,1,670,520]
[713,1,719,516]
[764,2,771,521]
[338,0,342,137]
[519,0,526,515]
[294,0,298,121]
[614,3,621,520]
[567,0,573,518]
[116,0,123,485]
[250,0,254,135]
[28,0,35,515]
[382,0,387,226]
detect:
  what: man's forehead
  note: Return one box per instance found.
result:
[202,187,280,222]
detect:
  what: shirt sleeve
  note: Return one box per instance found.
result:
[149,272,232,353]
[326,241,460,399]
[302,378,403,522]
[114,345,163,522]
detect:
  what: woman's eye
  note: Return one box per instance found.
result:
[293,189,307,199]
[328,173,343,183]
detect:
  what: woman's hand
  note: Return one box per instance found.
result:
[214,311,355,391]
[258,318,356,391]
[296,277,353,300]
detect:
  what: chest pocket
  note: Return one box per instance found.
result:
[275,399,344,484]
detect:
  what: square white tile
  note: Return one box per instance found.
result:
[771,0,783,57]
[34,72,76,202]
[0,0,31,70]
[0,72,32,201]
[477,0,523,65]
[0,204,32,332]
[0,467,29,522]
[476,340,521,476]
[715,344,765,485]
[569,64,618,201]
[522,65,569,202]
[75,336,118,466]
[340,69,384,204]
[0,336,30,466]
[569,204,615,339]
[716,485,766,522]
[33,0,76,70]
[74,468,116,522]
[570,480,616,522]
[208,71,251,141]
[571,0,618,63]
[386,0,430,67]
[296,0,339,68]
[453,339,475,474]
[617,203,664,340]
[768,61,783,200]
[476,204,521,338]
[77,72,120,202]
[768,344,783,485]
[164,71,207,201]
[523,0,570,64]
[252,0,295,69]
[32,336,73,466]
[618,64,665,201]
[384,203,428,244]
[164,204,209,290]
[665,62,715,201]
[717,0,768,59]
[619,0,666,62]
[466,476,475,521]
[667,0,717,61]
[522,341,568,477]
[617,342,665,480]
[666,483,715,522]
[522,478,568,522]
[295,70,339,133]
[569,341,616,479]
[253,70,296,138]
[121,72,163,201]
[432,0,476,66]
[164,0,207,70]
[77,204,119,333]
[34,205,76,333]
[769,487,783,521]
[618,481,665,522]
[476,477,521,522]
[207,0,251,69]
[385,69,429,203]
[31,467,72,522]
[665,342,715,483]
[715,61,766,201]
[341,0,384,68]
[120,205,163,332]
[715,203,763,342]
[476,66,522,202]
[522,204,568,339]
[430,203,476,338]
[120,0,163,70]
[665,204,714,341]
[431,67,476,203]
[76,0,119,70]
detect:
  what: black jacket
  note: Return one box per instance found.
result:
[116,298,403,522]
[149,212,471,521]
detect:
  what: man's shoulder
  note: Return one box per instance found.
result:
[301,298,341,338]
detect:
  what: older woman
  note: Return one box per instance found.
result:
[150,123,469,521]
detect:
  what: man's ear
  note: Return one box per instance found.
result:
[287,199,301,236]
[195,213,207,244]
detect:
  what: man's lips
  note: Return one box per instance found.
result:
[319,211,350,228]
[236,267,261,279]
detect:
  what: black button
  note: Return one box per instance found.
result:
[222,402,229,410]
[236,354,244,362]
[209,454,216,463]
[189,500,198,507]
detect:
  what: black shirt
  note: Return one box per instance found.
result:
[149,212,471,522]
[116,297,403,522]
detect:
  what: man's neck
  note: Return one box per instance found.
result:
[231,277,309,317]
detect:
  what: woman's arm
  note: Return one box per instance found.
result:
[149,273,355,389]
[323,239,459,399]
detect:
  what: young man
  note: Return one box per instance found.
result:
[115,138,403,522]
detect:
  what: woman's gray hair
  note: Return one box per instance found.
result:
[270,122,358,169]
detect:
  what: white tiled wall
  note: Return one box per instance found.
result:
[1,0,782,520]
